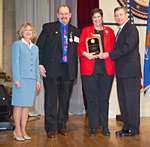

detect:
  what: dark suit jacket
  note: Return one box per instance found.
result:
[36,21,80,80]
[109,21,141,78]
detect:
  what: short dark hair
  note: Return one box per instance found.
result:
[114,6,128,14]
[91,8,103,17]
[57,4,71,13]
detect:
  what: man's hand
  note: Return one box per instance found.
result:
[97,52,109,59]
[39,65,46,77]
[82,52,98,60]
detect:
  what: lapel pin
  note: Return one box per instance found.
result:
[69,32,73,42]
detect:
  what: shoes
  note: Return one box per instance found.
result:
[13,131,25,141]
[89,128,97,136]
[58,129,67,136]
[23,135,31,140]
[102,128,110,136]
[28,112,40,117]
[47,132,56,138]
[115,129,139,137]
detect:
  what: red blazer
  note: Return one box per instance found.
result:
[78,25,115,76]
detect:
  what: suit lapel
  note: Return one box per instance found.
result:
[116,21,130,44]
[67,25,72,57]
[54,22,62,52]
[119,21,130,36]
[68,25,73,45]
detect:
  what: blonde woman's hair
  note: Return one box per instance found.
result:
[16,22,37,43]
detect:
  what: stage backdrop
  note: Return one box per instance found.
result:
[2,0,150,117]
[15,0,84,115]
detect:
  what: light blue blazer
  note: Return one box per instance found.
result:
[12,40,40,82]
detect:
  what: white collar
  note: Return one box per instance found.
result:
[21,38,34,49]
[119,19,129,30]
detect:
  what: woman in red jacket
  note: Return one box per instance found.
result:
[78,8,115,136]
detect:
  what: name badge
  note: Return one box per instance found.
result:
[74,36,79,43]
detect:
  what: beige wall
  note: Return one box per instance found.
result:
[100,0,150,118]
[3,0,15,75]
[0,0,3,69]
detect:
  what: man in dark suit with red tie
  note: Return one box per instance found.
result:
[101,6,141,136]
[36,4,80,138]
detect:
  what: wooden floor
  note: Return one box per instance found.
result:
[0,115,150,147]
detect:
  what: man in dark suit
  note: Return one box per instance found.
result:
[36,4,80,138]
[101,7,141,136]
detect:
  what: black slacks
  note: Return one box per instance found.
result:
[116,77,140,132]
[43,76,74,133]
[82,73,114,130]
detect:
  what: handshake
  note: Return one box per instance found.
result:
[83,52,109,60]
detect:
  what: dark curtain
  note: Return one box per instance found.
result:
[77,0,99,29]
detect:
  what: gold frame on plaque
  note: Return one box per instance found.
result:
[86,36,103,54]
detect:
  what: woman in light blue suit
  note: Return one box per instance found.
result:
[11,22,41,141]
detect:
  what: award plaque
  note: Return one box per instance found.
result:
[86,36,103,54]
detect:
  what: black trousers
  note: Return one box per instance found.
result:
[81,73,114,129]
[43,76,74,133]
[116,77,140,132]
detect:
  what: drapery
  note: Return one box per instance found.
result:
[15,0,84,114]
[77,0,99,29]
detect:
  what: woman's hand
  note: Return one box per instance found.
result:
[82,51,98,60]
[15,80,21,88]
[36,81,41,92]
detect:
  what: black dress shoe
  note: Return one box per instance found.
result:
[89,128,97,136]
[47,132,56,138]
[102,128,110,136]
[58,129,67,136]
[115,129,139,137]
[115,129,124,136]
